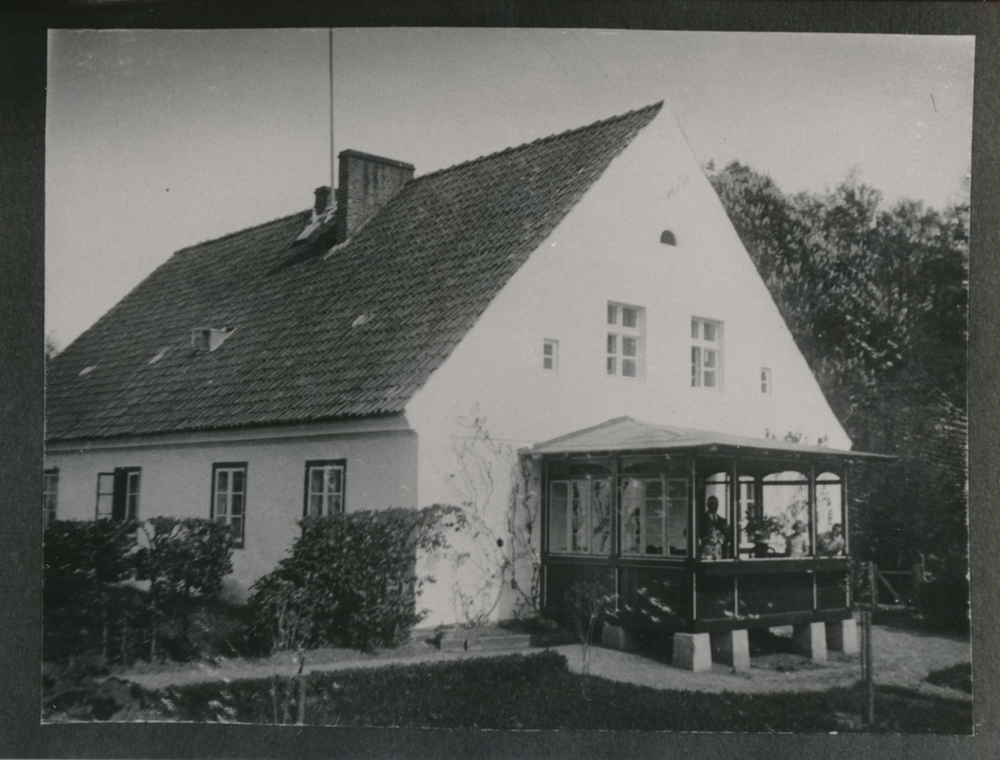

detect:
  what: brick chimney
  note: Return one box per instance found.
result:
[335,150,414,243]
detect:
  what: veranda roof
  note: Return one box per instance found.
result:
[529,417,894,462]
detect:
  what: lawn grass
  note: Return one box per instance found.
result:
[144,650,972,733]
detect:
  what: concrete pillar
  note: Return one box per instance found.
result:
[826,617,859,654]
[672,632,712,671]
[710,629,751,671]
[792,621,828,663]
[601,624,637,652]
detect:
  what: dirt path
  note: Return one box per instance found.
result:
[119,623,971,701]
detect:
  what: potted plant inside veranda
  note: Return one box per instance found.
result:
[745,515,786,558]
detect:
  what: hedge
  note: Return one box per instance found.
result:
[246,505,463,653]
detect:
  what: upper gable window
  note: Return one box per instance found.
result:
[761,367,772,394]
[691,317,722,388]
[607,303,644,378]
[543,340,559,372]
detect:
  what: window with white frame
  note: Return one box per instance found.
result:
[212,463,247,548]
[761,367,772,394]
[95,468,141,521]
[542,339,559,372]
[607,303,643,378]
[691,317,722,388]
[43,469,59,527]
[548,478,612,555]
[304,460,346,517]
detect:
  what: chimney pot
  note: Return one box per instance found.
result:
[314,186,331,214]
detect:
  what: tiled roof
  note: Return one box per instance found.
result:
[46,102,663,441]
[529,417,892,459]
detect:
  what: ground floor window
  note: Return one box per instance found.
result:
[548,478,612,554]
[304,460,346,517]
[43,469,59,527]
[95,467,140,521]
[212,463,246,548]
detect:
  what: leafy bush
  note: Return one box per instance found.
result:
[134,517,234,599]
[43,517,235,663]
[44,519,139,585]
[246,505,463,653]
[43,520,140,661]
[133,517,235,660]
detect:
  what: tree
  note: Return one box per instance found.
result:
[708,162,968,587]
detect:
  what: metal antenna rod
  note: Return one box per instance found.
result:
[329,28,335,200]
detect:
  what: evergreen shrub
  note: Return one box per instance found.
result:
[246,505,464,653]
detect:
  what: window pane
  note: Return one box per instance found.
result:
[623,336,637,357]
[621,479,644,554]
[607,356,616,375]
[570,482,587,552]
[622,359,636,377]
[591,481,612,554]
[543,343,553,356]
[230,493,244,516]
[691,346,700,386]
[329,494,343,514]
[232,470,245,494]
[543,357,553,369]
[326,468,342,497]
[607,304,617,324]
[309,469,324,495]
[607,333,617,354]
[703,321,716,342]
[622,307,637,328]
[97,495,113,518]
[216,470,229,494]
[215,493,228,517]
[230,516,243,543]
[704,349,716,369]
[308,494,323,517]
[704,370,716,387]
[549,482,569,552]
[691,319,699,339]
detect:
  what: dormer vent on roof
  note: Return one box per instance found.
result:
[334,150,414,244]
[192,327,235,352]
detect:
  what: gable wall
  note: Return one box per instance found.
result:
[405,112,849,624]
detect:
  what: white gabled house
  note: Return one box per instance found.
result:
[45,103,887,665]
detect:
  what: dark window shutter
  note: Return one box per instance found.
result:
[112,468,128,521]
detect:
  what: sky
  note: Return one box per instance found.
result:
[45,29,975,351]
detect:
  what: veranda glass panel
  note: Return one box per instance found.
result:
[761,471,810,556]
[590,481,612,554]
[815,473,844,555]
[570,482,588,552]
[549,481,569,553]
[666,480,688,556]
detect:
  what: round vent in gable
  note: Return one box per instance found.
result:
[660,230,677,246]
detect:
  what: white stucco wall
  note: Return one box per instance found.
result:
[406,109,851,625]
[45,418,418,600]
